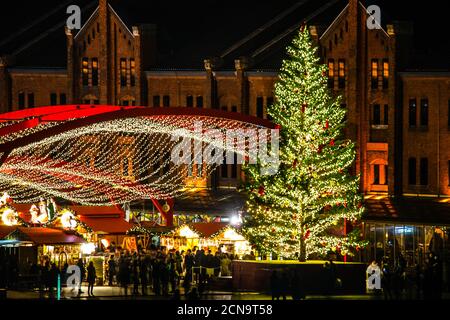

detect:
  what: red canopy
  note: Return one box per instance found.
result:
[79,216,132,234]
[10,227,85,245]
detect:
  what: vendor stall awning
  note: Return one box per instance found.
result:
[363,195,450,226]
[79,216,132,234]
[0,225,18,239]
[6,227,86,245]
[189,222,229,238]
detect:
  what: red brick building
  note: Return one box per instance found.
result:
[0,0,449,235]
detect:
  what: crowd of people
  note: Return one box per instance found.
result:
[104,246,243,298]
[366,252,444,300]
[0,245,247,299]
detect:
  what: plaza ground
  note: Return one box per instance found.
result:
[5,285,450,300]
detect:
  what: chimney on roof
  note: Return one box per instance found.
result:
[138,24,158,70]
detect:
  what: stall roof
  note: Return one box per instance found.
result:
[189,222,229,238]
[69,205,124,218]
[79,216,132,234]
[363,195,450,226]
[6,227,86,245]
[0,225,18,238]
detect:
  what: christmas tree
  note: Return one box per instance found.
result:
[242,25,366,261]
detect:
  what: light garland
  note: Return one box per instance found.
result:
[0,114,270,205]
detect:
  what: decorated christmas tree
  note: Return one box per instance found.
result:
[242,25,366,261]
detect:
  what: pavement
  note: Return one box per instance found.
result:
[2,285,394,300]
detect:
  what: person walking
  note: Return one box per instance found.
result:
[87,261,96,297]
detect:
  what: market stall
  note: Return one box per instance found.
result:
[157,222,252,256]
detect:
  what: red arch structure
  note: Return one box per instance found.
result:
[0,105,274,226]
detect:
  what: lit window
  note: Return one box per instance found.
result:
[327,59,334,89]
[371,59,378,89]
[338,59,345,89]
[82,58,89,86]
[382,59,389,89]
[92,58,98,86]
[120,58,127,87]
[130,59,135,87]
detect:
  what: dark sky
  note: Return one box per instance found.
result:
[0,1,448,66]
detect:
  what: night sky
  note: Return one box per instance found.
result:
[0,1,448,68]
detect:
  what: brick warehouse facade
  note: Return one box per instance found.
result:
[0,0,450,223]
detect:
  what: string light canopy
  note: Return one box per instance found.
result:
[0,105,274,205]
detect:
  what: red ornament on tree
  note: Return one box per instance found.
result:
[317,145,324,154]
[258,185,265,196]
[329,139,335,146]
[274,124,281,130]
[301,103,307,113]
[324,120,329,130]
[304,229,311,239]
[336,202,341,207]
[271,228,276,233]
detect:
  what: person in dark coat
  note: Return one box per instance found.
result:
[87,261,96,297]
[118,257,130,296]
[152,258,161,295]
[279,272,290,300]
[184,249,194,284]
[139,257,148,295]
[76,259,85,294]
[48,263,59,299]
[291,270,306,300]
[132,258,140,295]
[270,270,281,300]
[160,260,170,296]
[108,255,116,286]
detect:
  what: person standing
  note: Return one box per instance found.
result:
[132,257,140,295]
[48,263,59,299]
[160,259,170,296]
[140,257,148,296]
[108,255,116,286]
[152,257,161,295]
[76,259,85,295]
[118,257,130,296]
[270,270,280,300]
[87,261,96,297]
